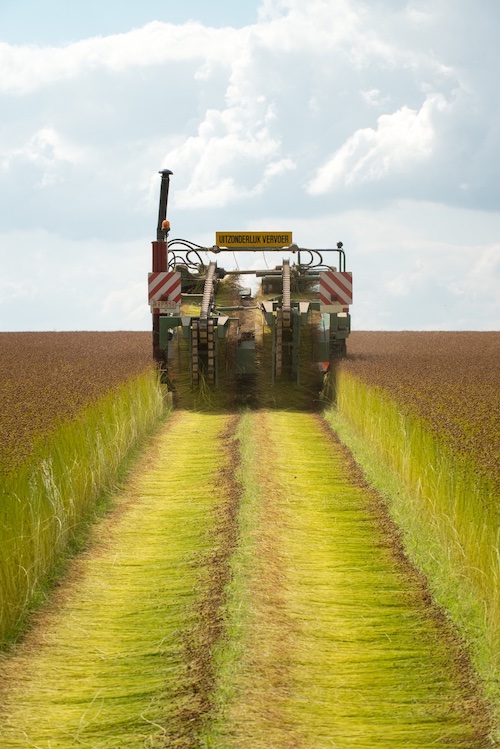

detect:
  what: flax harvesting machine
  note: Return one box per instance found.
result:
[148,170,353,392]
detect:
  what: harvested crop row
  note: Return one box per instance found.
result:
[0,408,494,746]
[0,411,238,748]
[203,410,492,748]
[0,331,151,473]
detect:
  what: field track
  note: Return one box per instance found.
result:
[0,409,492,748]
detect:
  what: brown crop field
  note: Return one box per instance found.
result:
[0,331,151,474]
[1,330,498,485]
[340,331,500,488]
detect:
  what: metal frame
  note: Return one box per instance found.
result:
[150,171,352,389]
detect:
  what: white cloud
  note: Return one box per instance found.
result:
[101,283,147,325]
[0,231,151,331]
[361,88,390,108]
[0,281,30,305]
[386,259,426,298]
[263,158,296,179]
[446,244,500,302]
[3,127,84,188]
[307,94,446,194]
[1,1,499,331]
[0,22,245,95]
[165,102,284,208]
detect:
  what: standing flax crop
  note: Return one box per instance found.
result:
[328,330,500,732]
[0,332,163,647]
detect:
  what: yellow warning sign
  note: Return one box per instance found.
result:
[216,232,293,249]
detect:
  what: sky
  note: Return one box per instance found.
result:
[1,0,499,332]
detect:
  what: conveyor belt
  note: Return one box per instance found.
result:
[274,260,292,381]
[192,262,218,385]
[200,262,217,319]
[282,259,291,329]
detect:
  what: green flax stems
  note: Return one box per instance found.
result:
[0,371,165,647]
[327,370,499,736]
[201,410,492,748]
[0,412,240,748]
[0,407,495,747]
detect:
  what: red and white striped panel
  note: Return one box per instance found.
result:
[148,271,181,304]
[319,271,352,306]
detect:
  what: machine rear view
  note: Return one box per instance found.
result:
[148,170,353,395]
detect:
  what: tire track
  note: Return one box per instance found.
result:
[202,410,302,749]
[266,411,491,747]
[173,414,242,748]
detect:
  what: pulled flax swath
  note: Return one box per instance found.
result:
[206,410,491,748]
[0,411,234,748]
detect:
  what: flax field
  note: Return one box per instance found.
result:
[0,329,498,746]
[0,331,152,474]
[0,331,162,646]
[338,331,500,489]
[327,330,500,736]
